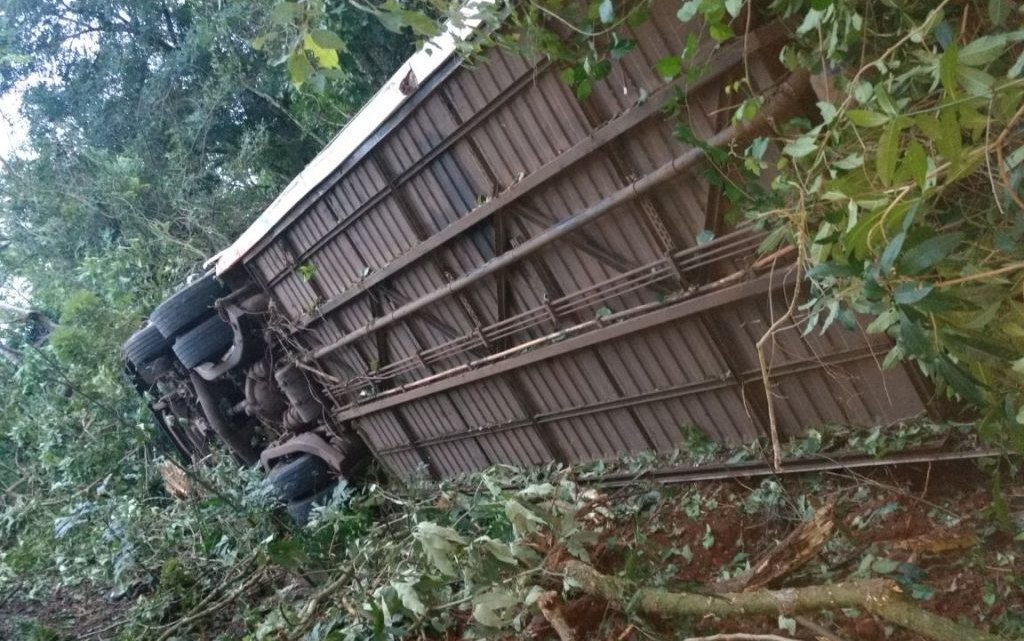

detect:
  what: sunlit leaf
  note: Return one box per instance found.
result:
[309,29,346,51]
[783,135,818,159]
[876,122,900,186]
[847,110,888,128]
[287,52,314,87]
[654,56,682,81]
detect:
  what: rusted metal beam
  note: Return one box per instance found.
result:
[326,230,763,392]
[371,342,887,456]
[333,268,794,422]
[598,448,1006,487]
[514,205,652,279]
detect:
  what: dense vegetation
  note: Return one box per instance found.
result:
[0,0,411,628]
[0,0,1022,639]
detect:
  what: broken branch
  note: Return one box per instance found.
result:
[562,561,1003,641]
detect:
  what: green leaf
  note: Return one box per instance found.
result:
[287,52,314,87]
[939,44,958,96]
[682,32,700,60]
[609,34,636,60]
[472,589,519,628]
[797,8,824,35]
[310,29,346,51]
[898,311,930,356]
[598,0,614,24]
[677,1,698,22]
[893,283,934,305]
[709,22,734,43]
[1009,49,1024,78]
[1012,356,1024,375]
[414,522,466,577]
[783,135,817,159]
[898,233,963,275]
[304,35,339,69]
[702,524,715,549]
[393,581,426,615]
[400,10,441,37]
[654,56,682,81]
[866,308,898,334]
[903,139,928,189]
[576,79,593,101]
[876,122,900,186]
[989,0,1012,26]
[958,33,1017,66]
[778,615,797,635]
[834,153,864,170]
[818,101,838,125]
[937,106,962,162]
[505,500,546,536]
[476,537,518,565]
[847,110,889,128]
[956,65,996,96]
[936,355,985,405]
[911,583,936,600]
[680,544,693,562]
[725,0,744,18]
[878,231,906,276]
[266,539,308,569]
[871,558,900,574]
[271,2,300,25]
[747,137,769,161]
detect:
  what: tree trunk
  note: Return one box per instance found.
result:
[562,561,1004,641]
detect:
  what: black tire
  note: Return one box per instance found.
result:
[123,324,170,366]
[268,454,332,501]
[287,483,337,525]
[150,272,229,338]
[172,314,234,368]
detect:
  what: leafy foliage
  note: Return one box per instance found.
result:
[0,0,409,633]
[749,0,1024,449]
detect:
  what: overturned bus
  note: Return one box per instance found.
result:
[122,1,939,521]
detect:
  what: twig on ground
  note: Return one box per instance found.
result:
[683,635,801,641]
[154,568,268,641]
[794,616,852,641]
[538,590,578,641]
[286,568,356,641]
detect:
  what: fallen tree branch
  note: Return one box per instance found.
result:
[286,568,356,641]
[793,616,850,641]
[563,561,1004,641]
[537,591,578,641]
[684,630,802,634]
[154,567,268,641]
[716,502,836,592]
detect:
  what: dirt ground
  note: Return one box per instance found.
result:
[521,459,1024,641]
[3,459,1021,641]
[0,586,133,640]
